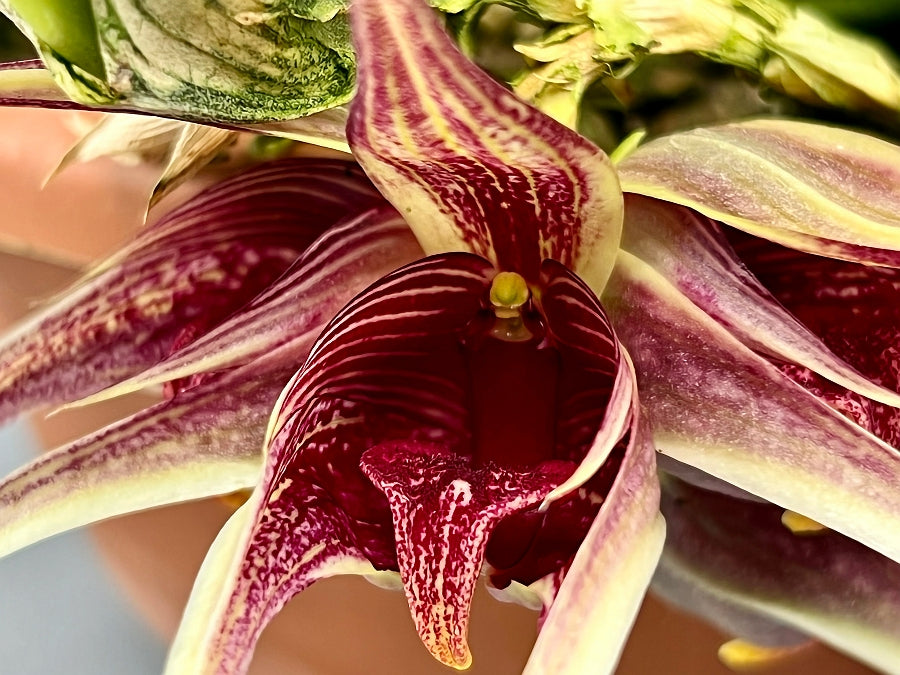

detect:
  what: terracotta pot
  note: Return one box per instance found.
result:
[0,106,876,674]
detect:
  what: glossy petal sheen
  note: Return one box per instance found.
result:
[731,232,900,449]
[526,417,664,675]
[605,251,900,565]
[619,119,900,266]
[656,478,900,673]
[347,0,624,290]
[362,442,573,669]
[0,158,381,423]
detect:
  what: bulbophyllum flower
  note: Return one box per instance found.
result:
[2,0,900,673]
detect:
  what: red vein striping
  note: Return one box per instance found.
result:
[102,207,422,387]
[348,0,619,282]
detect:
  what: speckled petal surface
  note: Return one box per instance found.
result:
[0,158,380,423]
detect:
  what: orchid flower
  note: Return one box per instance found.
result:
[2,0,900,673]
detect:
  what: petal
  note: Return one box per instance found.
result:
[0,362,288,560]
[621,194,900,407]
[0,158,380,423]
[347,0,624,290]
[0,60,74,107]
[71,206,422,407]
[525,417,664,675]
[605,250,900,564]
[166,254,497,674]
[537,258,634,504]
[656,477,900,673]
[730,234,900,449]
[361,442,572,669]
[618,119,900,266]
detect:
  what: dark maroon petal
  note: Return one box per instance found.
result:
[347,0,624,290]
[605,250,900,565]
[730,232,900,448]
[656,477,900,672]
[361,441,572,668]
[0,158,381,423]
[621,194,900,408]
[524,418,663,675]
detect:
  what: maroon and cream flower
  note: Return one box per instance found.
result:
[2,0,900,673]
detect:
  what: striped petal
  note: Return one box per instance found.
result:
[0,360,291,560]
[621,194,900,408]
[166,254,495,674]
[604,250,900,564]
[0,158,381,423]
[72,207,422,407]
[525,417,664,675]
[347,0,624,290]
[656,477,900,673]
[618,119,900,266]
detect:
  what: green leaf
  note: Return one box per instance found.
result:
[2,0,356,121]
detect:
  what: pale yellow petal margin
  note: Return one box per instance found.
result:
[248,108,351,154]
[605,251,900,565]
[618,120,900,261]
[525,421,665,675]
[658,552,900,675]
[0,64,69,102]
[164,501,255,675]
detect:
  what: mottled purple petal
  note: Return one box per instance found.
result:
[361,442,572,668]
[73,206,422,406]
[525,418,664,675]
[731,232,900,449]
[619,119,900,266]
[621,194,900,407]
[605,251,900,564]
[0,158,381,423]
[656,477,900,673]
[347,0,624,290]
